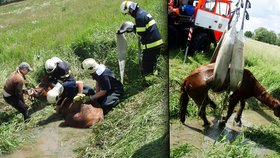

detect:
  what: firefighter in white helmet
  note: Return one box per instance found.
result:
[43,57,84,105]
[79,58,124,114]
[119,1,163,76]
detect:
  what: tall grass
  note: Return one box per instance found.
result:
[0,0,168,156]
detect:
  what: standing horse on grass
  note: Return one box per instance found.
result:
[179,63,280,127]
[30,78,104,128]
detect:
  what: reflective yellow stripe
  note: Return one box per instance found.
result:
[61,70,71,79]
[146,19,156,29]
[141,39,163,50]
[136,19,156,33]
[136,27,146,33]
[147,14,152,18]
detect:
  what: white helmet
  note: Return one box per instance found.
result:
[82,58,99,74]
[51,57,62,63]
[47,89,59,104]
[45,59,57,74]
[120,1,137,14]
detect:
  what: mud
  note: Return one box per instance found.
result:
[3,119,91,158]
[170,109,278,157]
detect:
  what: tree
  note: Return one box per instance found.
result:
[244,31,253,38]
[276,33,280,46]
[268,31,277,45]
[253,27,277,45]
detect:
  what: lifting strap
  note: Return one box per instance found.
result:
[212,0,250,91]
[116,33,127,84]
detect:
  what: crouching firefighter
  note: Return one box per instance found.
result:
[119,1,163,76]
[78,58,124,114]
[44,57,83,105]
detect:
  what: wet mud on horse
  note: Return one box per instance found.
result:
[179,63,280,127]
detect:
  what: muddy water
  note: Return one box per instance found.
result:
[170,109,278,157]
[3,120,91,158]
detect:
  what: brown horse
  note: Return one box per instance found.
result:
[31,78,104,128]
[56,98,103,128]
[179,63,280,127]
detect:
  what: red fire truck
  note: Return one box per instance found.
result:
[168,0,232,55]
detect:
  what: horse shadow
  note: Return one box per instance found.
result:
[183,117,241,143]
[28,99,49,116]
[244,125,280,153]
[246,98,277,123]
[0,0,25,6]
[130,132,168,158]
[36,112,63,126]
[0,111,18,125]
[253,108,277,123]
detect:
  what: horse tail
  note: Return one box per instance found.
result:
[179,78,189,123]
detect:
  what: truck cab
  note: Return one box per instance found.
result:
[168,0,232,54]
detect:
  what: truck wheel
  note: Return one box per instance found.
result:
[189,32,211,55]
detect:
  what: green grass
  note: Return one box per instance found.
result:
[170,143,192,158]
[76,80,168,157]
[203,134,256,158]
[0,0,168,157]
[169,38,280,157]
[244,120,280,154]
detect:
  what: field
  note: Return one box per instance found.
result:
[0,0,168,157]
[169,38,280,157]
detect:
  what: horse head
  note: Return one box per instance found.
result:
[273,100,280,118]
[25,76,53,101]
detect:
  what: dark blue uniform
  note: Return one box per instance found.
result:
[131,7,163,75]
[47,61,77,101]
[91,68,124,114]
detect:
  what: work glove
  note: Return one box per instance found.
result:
[82,96,92,103]
[23,88,38,97]
[73,93,86,102]
[117,21,135,34]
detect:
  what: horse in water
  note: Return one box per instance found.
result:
[31,78,104,128]
[179,63,280,127]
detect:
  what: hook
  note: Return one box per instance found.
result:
[247,0,251,9]
[245,11,249,20]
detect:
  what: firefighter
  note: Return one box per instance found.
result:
[119,1,163,77]
[3,62,33,121]
[44,57,83,104]
[79,58,124,114]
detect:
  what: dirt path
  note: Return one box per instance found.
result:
[170,109,279,157]
[3,116,91,158]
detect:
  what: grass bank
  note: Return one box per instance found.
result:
[0,0,168,157]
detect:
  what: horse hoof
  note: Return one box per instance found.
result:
[234,118,242,127]
[203,121,210,127]
[180,118,185,124]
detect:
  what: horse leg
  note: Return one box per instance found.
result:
[198,102,210,126]
[234,100,245,126]
[220,95,239,127]
[196,95,211,126]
